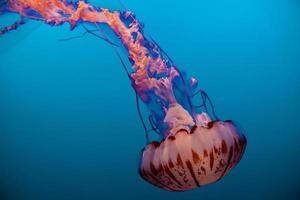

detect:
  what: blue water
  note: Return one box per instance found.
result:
[0,0,299,199]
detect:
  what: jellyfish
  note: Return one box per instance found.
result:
[0,0,247,191]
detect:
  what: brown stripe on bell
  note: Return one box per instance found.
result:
[138,120,247,191]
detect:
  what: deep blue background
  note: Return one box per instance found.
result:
[0,0,299,199]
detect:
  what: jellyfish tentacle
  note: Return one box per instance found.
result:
[192,89,219,120]
[148,114,160,135]
[57,30,89,42]
[58,25,119,47]
[135,91,150,144]
[81,25,119,47]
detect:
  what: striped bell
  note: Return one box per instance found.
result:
[139,120,246,191]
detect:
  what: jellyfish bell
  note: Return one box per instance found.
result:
[139,105,246,191]
[139,120,246,191]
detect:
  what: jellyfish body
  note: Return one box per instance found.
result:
[1,0,247,191]
[139,121,246,191]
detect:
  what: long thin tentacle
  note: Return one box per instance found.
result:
[136,91,150,144]
[148,115,159,135]
[192,90,219,120]
[58,26,119,47]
